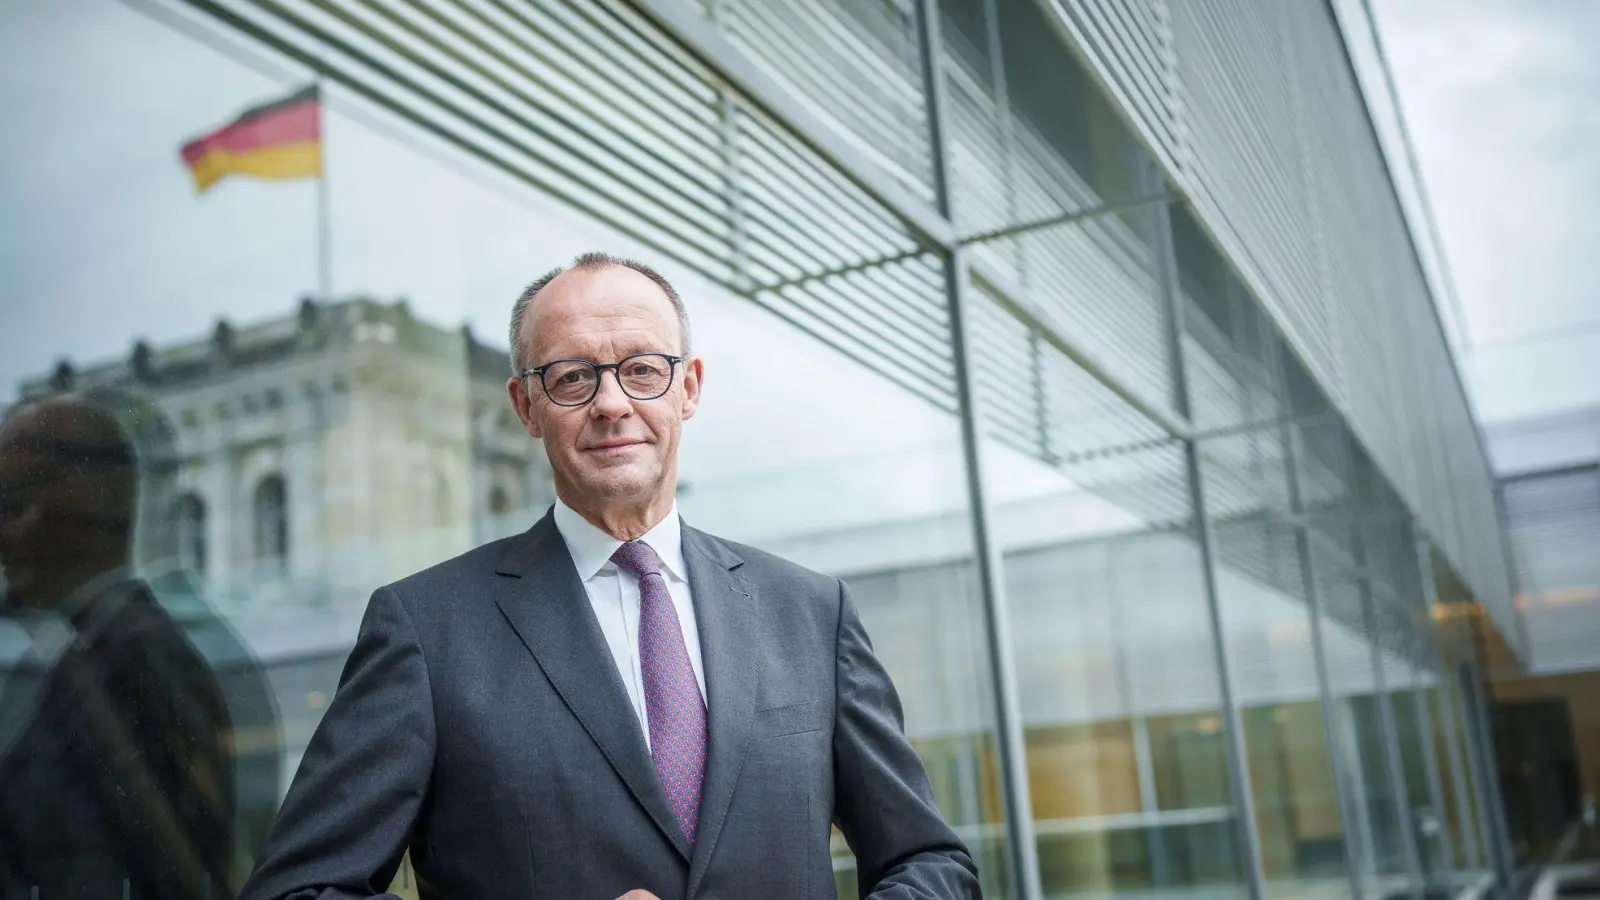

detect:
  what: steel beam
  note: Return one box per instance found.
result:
[1147,160,1266,900]
[916,0,1042,896]
[1271,335,1366,900]
[958,191,1179,246]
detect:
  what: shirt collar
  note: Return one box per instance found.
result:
[552,498,686,583]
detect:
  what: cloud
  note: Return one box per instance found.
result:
[1370,0,1600,418]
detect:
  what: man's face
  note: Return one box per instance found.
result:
[0,425,54,601]
[0,405,132,607]
[507,265,702,516]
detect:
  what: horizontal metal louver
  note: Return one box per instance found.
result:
[941,0,1181,422]
[715,0,937,205]
[1502,467,1600,674]
[970,287,1187,530]
[178,0,958,414]
[1045,0,1180,167]
[1046,0,1514,638]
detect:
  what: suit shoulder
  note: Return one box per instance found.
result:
[704,534,840,598]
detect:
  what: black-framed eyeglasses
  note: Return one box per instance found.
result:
[521,353,684,407]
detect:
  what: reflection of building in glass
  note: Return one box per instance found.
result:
[1484,406,1600,865]
[19,297,556,613]
[10,299,558,819]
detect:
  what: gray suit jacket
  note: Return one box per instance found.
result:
[240,511,979,900]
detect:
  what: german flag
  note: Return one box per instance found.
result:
[181,85,321,193]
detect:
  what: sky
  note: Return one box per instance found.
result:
[1,0,1596,427]
[1361,0,1600,421]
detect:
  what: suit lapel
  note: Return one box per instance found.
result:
[681,526,759,895]
[492,511,690,861]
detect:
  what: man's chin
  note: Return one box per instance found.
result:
[576,465,660,498]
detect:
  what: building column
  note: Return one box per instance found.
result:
[917,2,1041,895]
[1144,174,1267,898]
[1270,408,1372,897]
[285,386,327,606]
[205,421,239,602]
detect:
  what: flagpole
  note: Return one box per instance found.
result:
[314,76,332,302]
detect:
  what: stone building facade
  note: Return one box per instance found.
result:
[16,296,555,617]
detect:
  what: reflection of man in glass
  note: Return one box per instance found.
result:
[241,253,979,899]
[0,395,234,900]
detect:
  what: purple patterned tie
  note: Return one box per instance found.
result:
[611,539,706,847]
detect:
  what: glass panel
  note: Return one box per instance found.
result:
[1147,714,1249,887]
[978,278,1249,900]
[1239,701,1348,889]
[1025,721,1143,822]
[1377,584,1451,887]
[1426,681,1473,873]
[1149,713,1233,812]
[1305,527,1399,900]
[1451,676,1495,874]
[812,559,1012,898]
[1180,200,1354,899]
[1388,676,1442,876]
[1296,405,1434,899]
[0,7,1011,899]
[940,1,1177,421]
[1346,691,1409,879]
[1208,504,1354,899]
[939,0,1156,235]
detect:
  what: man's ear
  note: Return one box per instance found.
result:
[679,356,704,421]
[506,377,543,439]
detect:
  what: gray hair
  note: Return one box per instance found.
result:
[508,251,691,375]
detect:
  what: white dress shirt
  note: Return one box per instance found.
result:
[551,499,706,751]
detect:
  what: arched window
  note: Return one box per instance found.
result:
[175,492,207,574]
[253,474,288,571]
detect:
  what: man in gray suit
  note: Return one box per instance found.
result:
[240,252,979,900]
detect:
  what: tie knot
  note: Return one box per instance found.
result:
[610,540,664,578]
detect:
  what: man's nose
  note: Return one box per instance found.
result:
[589,370,634,418]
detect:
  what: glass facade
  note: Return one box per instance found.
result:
[0,1,1518,899]
[1485,411,1600,867]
